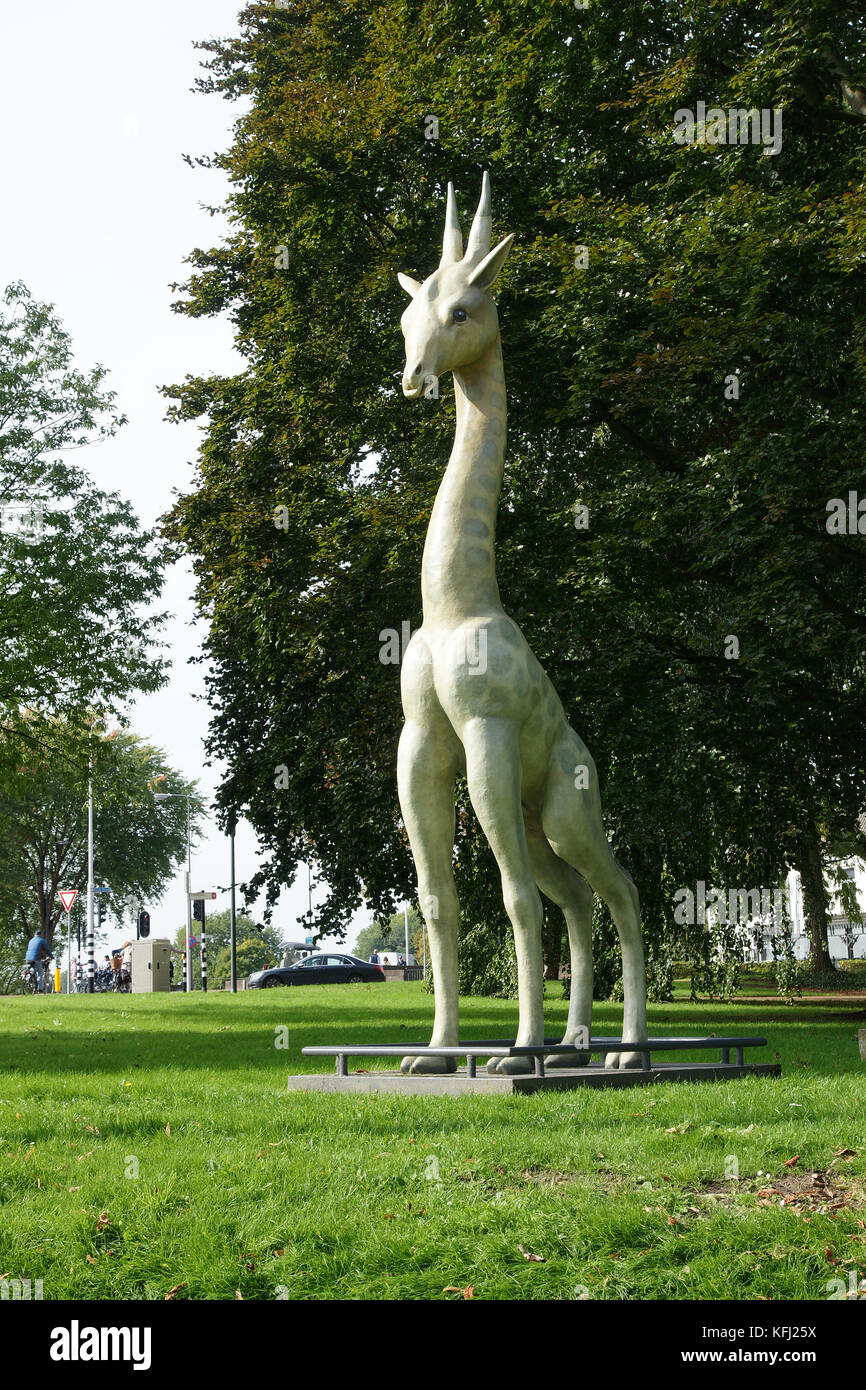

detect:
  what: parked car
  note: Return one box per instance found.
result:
[247,953,386,988]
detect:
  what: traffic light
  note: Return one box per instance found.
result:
[192,899,204,924]
[137,910,150,939]
[97,899,107,928]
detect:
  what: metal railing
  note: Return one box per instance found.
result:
[302,1034,769,1078]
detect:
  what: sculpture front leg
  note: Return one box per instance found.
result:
[397,717,461,1075]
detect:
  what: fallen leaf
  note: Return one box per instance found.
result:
[164,1284,187,1300]
[234,1289,244,1300]
[85,1254,97,1265]
[165,1124,171,1137]
[518,1245,546,1262]
[783,1155,800,1168]
[96,1212,110,1231]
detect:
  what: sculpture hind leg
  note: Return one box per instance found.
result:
[542,728,648,1068]
[397,716,462,1075]
[462,717,545,1077]
[524,820,594,1067]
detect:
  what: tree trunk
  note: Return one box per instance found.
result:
[797,838,833,973]
[542,904,564,982]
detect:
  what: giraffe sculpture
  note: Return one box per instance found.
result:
[396,173,648,1076]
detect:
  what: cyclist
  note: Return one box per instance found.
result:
[24,930,54,993]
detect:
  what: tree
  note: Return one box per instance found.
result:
[165,0,866,993]
[353,920,395,961]
[355,908,424,961]
[0,283,168,719]
[212,935,281,985]
[173,908,279,988]
[0,712,203,954]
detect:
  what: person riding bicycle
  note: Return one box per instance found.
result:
[24,930,54,993]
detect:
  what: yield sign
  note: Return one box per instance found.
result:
[59,889,79,913]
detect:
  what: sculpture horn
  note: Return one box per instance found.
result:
[464,170,492,266]
[439,182,463,266]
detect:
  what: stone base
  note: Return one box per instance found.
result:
[287,1060,781,1096]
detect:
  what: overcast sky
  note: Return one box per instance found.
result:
[1,1,365,953]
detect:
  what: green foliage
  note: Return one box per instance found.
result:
[227,937,279,982]
[353,920,394,959]
[0,713,203,955]
[173,911,279,988]
[0,283,168,717]
[356,907,424,960]
[165,1,866,991]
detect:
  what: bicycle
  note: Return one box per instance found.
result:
[21,961,53,994]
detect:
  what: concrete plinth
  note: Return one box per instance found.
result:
[287,1060,781,1096]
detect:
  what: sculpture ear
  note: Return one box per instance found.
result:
[466,233,515,290]
[398,272,423,298]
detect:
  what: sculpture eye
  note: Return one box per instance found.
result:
[452,308,467,323]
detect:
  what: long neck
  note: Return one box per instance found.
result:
[421,337,506,627]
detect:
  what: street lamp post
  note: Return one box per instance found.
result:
[154,792,192,992]
[86,730,95,992]
[229,821,237,993]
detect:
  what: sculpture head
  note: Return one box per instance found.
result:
[398,172,514,398]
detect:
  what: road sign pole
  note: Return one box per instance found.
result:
[201,900,207,993]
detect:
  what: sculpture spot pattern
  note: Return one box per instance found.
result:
[464,518,490,539]
[465,546,489,568]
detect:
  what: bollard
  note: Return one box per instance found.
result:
[858,1029,866,1061]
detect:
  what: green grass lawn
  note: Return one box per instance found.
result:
[1,983,864,1301]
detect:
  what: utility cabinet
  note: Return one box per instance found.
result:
[129,939,171,993]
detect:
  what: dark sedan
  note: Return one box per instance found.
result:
[247,953,386,988]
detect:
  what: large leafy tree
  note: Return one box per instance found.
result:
[0,282,168,718]
[165,0,866,988]
[0,714,203,975]
[171,908,277,988]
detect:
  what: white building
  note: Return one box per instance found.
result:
[740,860,866,962]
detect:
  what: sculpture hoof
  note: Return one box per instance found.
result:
[487,1054,534,1076]
[400,1054,457,1075]
[544,1049,591,1069]
[608,1050,647,1070]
